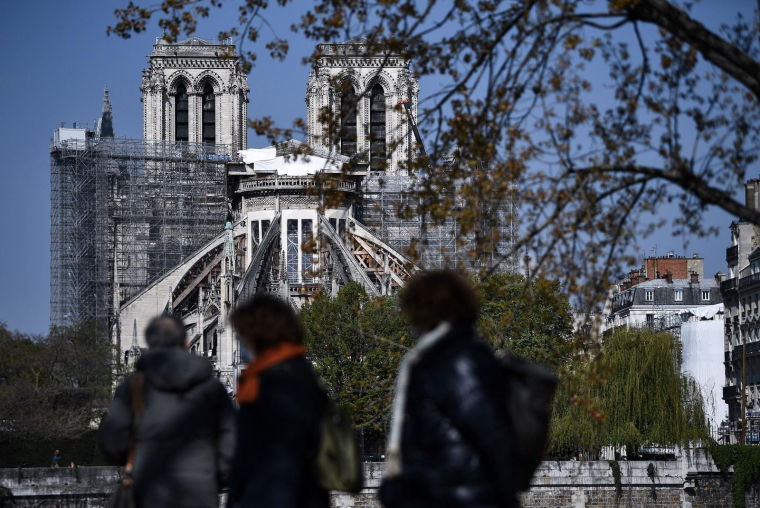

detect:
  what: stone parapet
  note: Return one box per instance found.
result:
[1,454,757,507]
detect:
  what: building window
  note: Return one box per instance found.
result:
[674,289,683,302]
[646,313,654,325]
[175,84,189,142]
[340,88,358,156]
[261,220,270,238]
[286,219,299,283]
[252,220,260,243]
[645,290,654,302]
[301,219,313,282]
[702,290,711,301]
[369,84,386,170]
[202,83,215,144]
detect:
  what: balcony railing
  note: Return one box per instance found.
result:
[733,341,760,359]
[236,176,356,194]
[722,277,738,293]
[727,245,739,262]
[741,272,760,289]
[724,385,740,400]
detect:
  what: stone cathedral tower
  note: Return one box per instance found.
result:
[306,37,420,172]
[141,37,250,151]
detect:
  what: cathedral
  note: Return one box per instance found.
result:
[50,37,516,392]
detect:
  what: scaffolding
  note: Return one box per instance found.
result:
[359,173,518,272]
[50,135,229,329]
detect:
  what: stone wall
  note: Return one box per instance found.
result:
[0,466,119,507]
[2,453,759,507]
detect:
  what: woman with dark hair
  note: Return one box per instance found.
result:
[228,295,329,508]
[380,270,519,508]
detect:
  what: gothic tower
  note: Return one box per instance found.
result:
[141,37,249,151]
[306,37,420,172]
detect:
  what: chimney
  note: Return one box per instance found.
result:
[690,272,699,284]
[746,179,760,211]
[692,253,700,259]
[665,272,673,284]
[716,272,726,284]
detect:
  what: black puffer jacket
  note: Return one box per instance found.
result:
[380,325,518,508]
[99,349,236,508]
[229,356,329,508]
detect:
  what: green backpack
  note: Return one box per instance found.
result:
[313,394,364,493]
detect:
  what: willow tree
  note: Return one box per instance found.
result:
[549,328,708,457]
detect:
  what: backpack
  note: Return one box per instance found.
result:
[289,363,364,492]
[313,395,364,493]
[499,352,558,491]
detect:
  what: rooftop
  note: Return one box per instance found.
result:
[628,278,718,290]
[156,36,234,46]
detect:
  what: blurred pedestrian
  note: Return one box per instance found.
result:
[51,450,60,468]
[379,270,519,508]
[99,314,236,508]
[228,295,329,508]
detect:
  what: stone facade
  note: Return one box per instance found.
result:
[306,37,419,172]
[141,37,249,151]
[606,276,722,333]
[722,179,760,437]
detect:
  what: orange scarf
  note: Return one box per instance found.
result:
[236,342,306,404]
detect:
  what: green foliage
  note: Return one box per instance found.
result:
[300,283,414,443]
[708,445,760,508]
[476,272,575,368]
[0,321,117,443]
[549,328,708,456]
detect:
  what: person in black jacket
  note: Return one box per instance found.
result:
[99,314,236,508]
[380,270,519,508]
[228,295,329,508]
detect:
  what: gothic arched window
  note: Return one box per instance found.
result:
[202,83,216,144]
[175,84,189,143]
[370,84,387,170]
[340,88,358,156]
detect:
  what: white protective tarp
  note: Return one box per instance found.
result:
[239,147,277,164]
[680,319,728,432]
[682,303,724,320]
[238,148,342,175]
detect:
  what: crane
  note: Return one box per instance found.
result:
[397,98,427,159]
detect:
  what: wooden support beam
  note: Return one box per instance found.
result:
[172,251,224,310]
[351,235,406,287]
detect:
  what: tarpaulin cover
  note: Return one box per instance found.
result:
[682,303,724,319]
[681,319,727,431]
[239,148,342,175]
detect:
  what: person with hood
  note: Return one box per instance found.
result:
[379,270,519,508]
[99,314,236,508]
[228,295,329,508]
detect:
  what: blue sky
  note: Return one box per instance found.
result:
[0,0,747,334]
